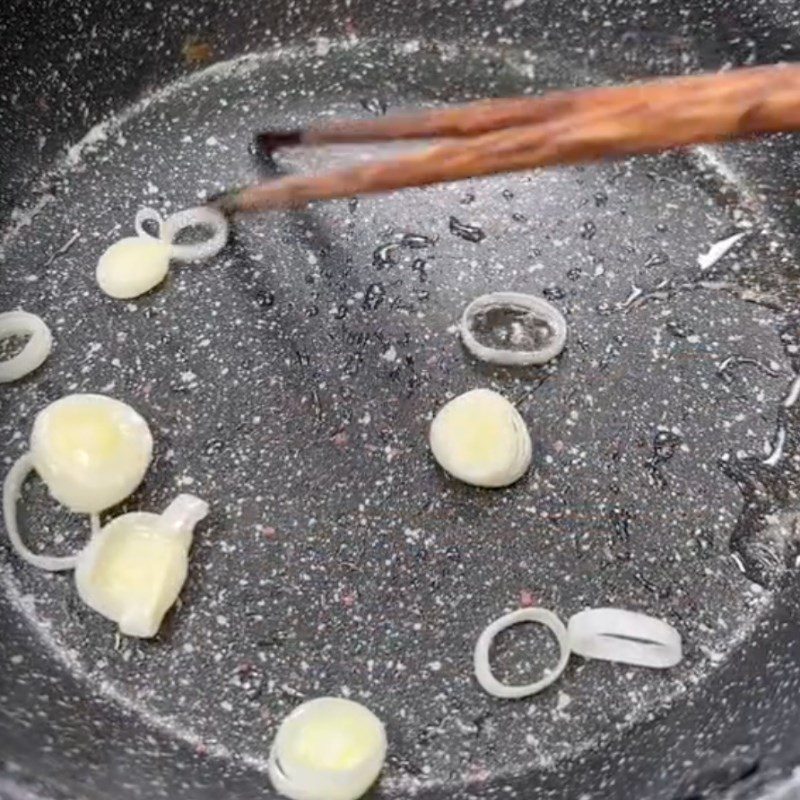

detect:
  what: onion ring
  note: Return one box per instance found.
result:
[474,607,570,698]
[134,207,164,240]
[3,453,81,572]
[161,206,228,263]
[0,310,53,383]
[567,608,682,668]
[460,291,567,366]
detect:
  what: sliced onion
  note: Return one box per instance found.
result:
[474,607,570,699]
[0,310,52,383]
[3,453,80,571]
[429,388,531,488]
[268,754,316,800]
[567,608,682,668]
[134,207,164,240]
[161,206,229,263]
[96,237,171,299]
[268,697,387,800]
[460,292,567,366]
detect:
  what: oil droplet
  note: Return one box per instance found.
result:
[401,232,435,249]
[543,286,566,301]
[204,438,225,456]
[411,259,428,282]
[449,216,485,243]
[363,283,386,310]
[665,319,694,339]
[359,97,388,115]
[373,243,399,269]
[468,305,557,353]
[255,291,275,309]
[644,250,669,269]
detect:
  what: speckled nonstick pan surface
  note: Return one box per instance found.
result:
[3,1,800,798]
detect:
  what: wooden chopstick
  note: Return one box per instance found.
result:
[218,64,800,214]
[255,64,796,151]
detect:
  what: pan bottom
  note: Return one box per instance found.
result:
[1,38,797,791]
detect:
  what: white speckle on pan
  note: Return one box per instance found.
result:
[763,425,787,467]
[783,374,800,408]
[63,120,112,168]
[694,145,755,202]
[0,193,55,256]
[697,232,746,271]
[620,284,643,308]
[0,568,271,773]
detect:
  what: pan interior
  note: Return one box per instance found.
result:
[1,37,797,791]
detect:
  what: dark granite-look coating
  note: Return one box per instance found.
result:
[3,1,800,798]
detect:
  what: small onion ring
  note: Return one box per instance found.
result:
[161,206,229,263]
[134,207,164,241]
[0,310,53,383]
[3,453,80,572]
[568,608,682,669]
[460,291,567,366]
[474,607,570,699]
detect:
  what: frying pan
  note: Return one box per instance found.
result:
[3,1,800,798]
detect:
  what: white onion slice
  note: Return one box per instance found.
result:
[161,206,228,263]
[268,697,387,800]
[474,607,570,699]
[2,453,80,572]
[134,207,164,240]
[96,237,171,299]
[429,388,532,488]
[0,311,52,383]
[567,608,682,668]
[30,393,153,514]
[460,292,567,366]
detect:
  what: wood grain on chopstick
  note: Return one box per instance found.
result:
[258,64,799,150]
[220,64,800,214]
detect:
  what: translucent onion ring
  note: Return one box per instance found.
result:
[474,607,570,699]
[567,608,682,669]
[460,291,567,366]
[161,206,229,263]
[0,310,52,383]
[134,207,164,241]
[2,453,81,572]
